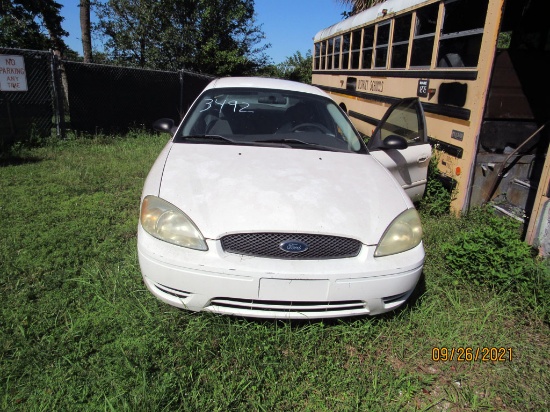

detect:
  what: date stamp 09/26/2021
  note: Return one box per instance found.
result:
[431,347,513,362]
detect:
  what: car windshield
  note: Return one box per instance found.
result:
[175,87,365,153]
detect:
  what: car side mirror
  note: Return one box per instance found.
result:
[153,118,177,134]
[382,134,408,150]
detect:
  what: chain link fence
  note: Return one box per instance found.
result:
[0,48,58,151]
[0,48,215,153]
[64,62,214,134]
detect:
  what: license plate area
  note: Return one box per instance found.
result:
[259,279,329,301]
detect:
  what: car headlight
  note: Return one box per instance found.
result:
[140,195,208,250]
[374,208,422,257]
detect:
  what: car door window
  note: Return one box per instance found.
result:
[368,97,431,202]
[369,98,427,149]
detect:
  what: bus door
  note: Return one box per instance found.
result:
[367,98,431,202]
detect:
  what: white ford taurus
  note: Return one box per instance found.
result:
[138,77,430,319]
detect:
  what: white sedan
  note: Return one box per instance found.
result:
[138,77,429,319]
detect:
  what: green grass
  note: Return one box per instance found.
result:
[1,133,549,411]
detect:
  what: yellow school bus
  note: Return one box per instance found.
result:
[312,0,550,251]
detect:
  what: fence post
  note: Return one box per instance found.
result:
[179,69,184,120]
[50,51,60,138]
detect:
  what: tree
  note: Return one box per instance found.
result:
[190,0,270,75]
[261,51,312,84]
[0,1,49,50]
[95,0,163,68]
[338,0,387,16]
[80,0,93,62]
[0,0,70,53]
[95,0,270,75]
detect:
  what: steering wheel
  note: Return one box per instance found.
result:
[291,123,332,134]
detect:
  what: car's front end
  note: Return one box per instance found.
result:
[137,77,424,319]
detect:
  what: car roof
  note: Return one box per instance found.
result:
[203,77,330,98]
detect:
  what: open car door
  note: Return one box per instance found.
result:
[368,98,431,202]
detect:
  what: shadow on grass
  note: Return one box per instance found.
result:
[0,154,43,167]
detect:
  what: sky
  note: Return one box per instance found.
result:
[57,0,349,64]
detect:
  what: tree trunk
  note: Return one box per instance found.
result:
[80,0,93,63]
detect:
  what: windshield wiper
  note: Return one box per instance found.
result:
[180,134,293,148]
[256,138,348,152]
[179,135,347,152]
[182,134,237,144]
[256,138,313,146]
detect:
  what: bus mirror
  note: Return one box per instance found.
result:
[382,135,408,150]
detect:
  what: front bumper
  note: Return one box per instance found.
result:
[137,226,424,319]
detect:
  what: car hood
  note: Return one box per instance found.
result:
[158,143,410,245]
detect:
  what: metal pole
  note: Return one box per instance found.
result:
[179,69,184,121]
[50,50,66,139]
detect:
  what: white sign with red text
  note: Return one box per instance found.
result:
[0,55,28,92]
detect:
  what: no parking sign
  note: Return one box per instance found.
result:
[0,55,28,91]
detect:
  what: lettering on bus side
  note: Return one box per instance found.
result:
[357,80,368,91]
[356,80,384,93]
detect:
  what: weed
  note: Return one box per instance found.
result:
[419,153,453,216]
[441,207,549,320]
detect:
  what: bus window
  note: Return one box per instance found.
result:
[342,33,350,69]
[437,0,489,68]
[362,26,375,69]
[442,0,488,34]
[391,14,412,68]
[410,3,439,67]
[314,42,321,70]
[375,22,391,68]
[351,29,362,69]
[321,41,327,69]
[328,38,334,69]
[334,37,342,69]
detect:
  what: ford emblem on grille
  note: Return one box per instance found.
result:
[279,240,309,253]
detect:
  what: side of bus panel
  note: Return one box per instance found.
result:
[526,142,550,256]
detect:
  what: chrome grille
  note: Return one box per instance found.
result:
[154,284,191,299]
[220,233,362,259]
[210,298,367,314]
